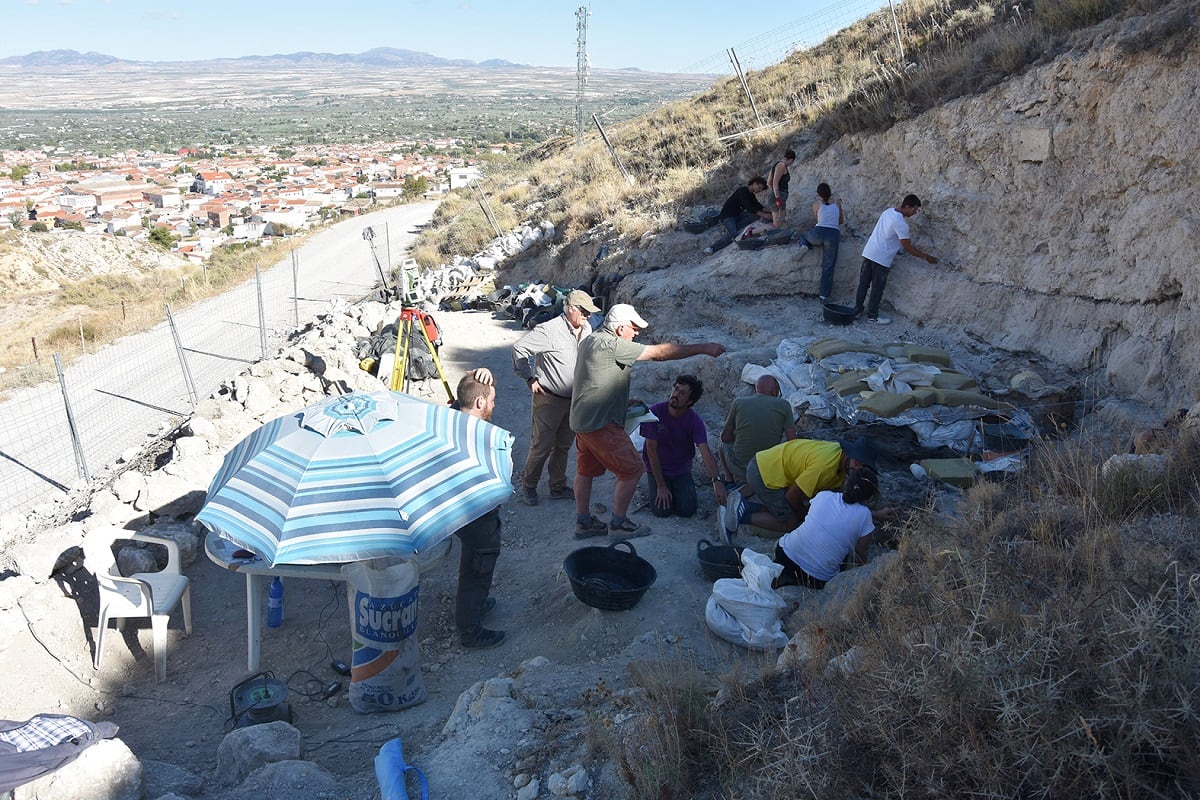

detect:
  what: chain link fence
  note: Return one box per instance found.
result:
[0,233,393,522]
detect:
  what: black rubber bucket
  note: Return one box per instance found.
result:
[563,539,657,611]
[822,303,856,325]
[696,539,744,582]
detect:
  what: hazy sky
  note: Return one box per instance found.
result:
[5,0,892,73]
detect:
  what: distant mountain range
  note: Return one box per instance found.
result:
[0,47,533,69]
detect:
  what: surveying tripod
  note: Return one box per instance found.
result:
[389,307,454,403]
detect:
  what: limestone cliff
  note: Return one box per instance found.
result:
[838,11,1199,411]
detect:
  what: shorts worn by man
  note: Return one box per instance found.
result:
[640,375,722,519]
[570,303,726,539]
[510,289,600,506]
[718,374,796,484]
[721,437,879,538]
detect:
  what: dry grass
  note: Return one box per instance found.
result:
[608,430,1200,798]
[415,0,1177,266]
[0,235,308,392]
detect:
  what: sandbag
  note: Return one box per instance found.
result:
[931,371,978,390]
[342,558,427,713]
[858,391,918,418]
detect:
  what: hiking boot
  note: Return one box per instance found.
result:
[461,628,506,649]
[548,487,575,501]
[703,246,714,255]
[575,515,609,539]
[868,315,892,325]
[609,518,650,539]
[852,307,865,319]
[520,487,539,506]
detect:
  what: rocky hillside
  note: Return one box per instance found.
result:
[501,3,1198,416]
[0,229,188,294]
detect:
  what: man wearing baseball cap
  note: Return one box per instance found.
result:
[511,289,601,506]
[570,303,726,539]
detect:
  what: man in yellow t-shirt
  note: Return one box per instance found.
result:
[720,437,879,537]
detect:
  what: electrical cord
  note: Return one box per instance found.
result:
[286,669,341,702]
[305,722,404,753]
[18,598,223,718]
[314,580,346,670]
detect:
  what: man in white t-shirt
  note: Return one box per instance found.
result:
[853,194,938,325]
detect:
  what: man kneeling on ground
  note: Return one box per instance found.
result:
[640,374,725,519]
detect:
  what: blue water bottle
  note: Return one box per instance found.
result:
[267,577,284,628]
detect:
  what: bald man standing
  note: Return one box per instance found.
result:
[718,374,797,486]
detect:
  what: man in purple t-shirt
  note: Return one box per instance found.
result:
[640,374,723,518]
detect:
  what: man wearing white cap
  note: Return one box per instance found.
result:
[511,289,601,506]
[570,303,726,539]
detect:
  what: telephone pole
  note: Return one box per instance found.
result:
[575,6,590,147]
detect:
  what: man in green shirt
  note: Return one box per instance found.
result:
[718,374,797,484]
[570,303,726,539]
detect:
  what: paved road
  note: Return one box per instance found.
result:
[0,202,436,522]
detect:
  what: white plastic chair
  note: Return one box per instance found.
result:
[82,527,193,682]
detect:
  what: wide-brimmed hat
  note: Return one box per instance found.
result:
[840,436,879,471]
[564,289,600,314]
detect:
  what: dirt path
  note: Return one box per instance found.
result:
[6,302,799,799]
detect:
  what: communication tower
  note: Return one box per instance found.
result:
[575,6,590,147]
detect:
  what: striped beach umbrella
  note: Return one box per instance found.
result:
[196,390,513,566]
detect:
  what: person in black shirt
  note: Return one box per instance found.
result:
[704,176,774,254]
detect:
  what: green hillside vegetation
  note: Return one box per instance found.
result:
[417,0,1200,796]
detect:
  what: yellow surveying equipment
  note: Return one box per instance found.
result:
[390,307,454,403]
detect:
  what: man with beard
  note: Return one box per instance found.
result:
[640,374,724,519]
[452,369,505,649]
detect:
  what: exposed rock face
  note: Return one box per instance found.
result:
[516,12,1198,414]
[839,20,1200,411]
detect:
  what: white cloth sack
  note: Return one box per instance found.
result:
[704,550,789,650]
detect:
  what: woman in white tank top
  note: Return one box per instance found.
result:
[796,182,846,302]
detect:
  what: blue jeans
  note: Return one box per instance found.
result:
[854,258,891,319]
[799,226,841,298]
[645,471,698,518]
[709,213,756,252]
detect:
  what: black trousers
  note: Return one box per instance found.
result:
[772,544,826,589]
[454,508,501,636]
[853,257,891,319]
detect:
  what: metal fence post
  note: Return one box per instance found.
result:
[592,113,634,185]
[165,303,199,406]
[291,249,300,330]
[255,265,268,360]
[53,352,90,482]
[727,48,764,127]
[888,0,907,62]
